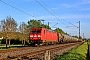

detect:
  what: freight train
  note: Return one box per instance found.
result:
[29,27,80,45]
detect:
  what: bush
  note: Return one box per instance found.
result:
[1,39,6,44]
[10,39,22,44]
[1,38,22,44]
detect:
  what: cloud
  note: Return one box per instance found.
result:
[60,14,90,19]
[81,2,90,4]
[61,3,74,8]
[34,15,55,19]
[60,0,90,8]
[32,14,90,20]
[81,0,90,4]
[81,22,90,28]
[81,8,90,10]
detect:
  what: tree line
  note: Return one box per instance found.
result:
[0,16,82,45]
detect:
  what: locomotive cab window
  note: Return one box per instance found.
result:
[31,29,41,33]
[37,30,41,33]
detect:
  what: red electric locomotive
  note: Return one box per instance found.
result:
[29,27,58,45]
[29,27,80,45]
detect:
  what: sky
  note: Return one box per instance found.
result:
[0,0,90,38]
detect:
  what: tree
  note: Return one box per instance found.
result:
[1,20,5,32]
[54,28,65,34]
[19,22,27,33]
[79,36,82,39]
[44,24,51,29]
[0,16,17,48]
[65,32,70,36]
[19,22,29,45]
[72,35,82,39]
[72,35,78,38]
[27,19,42,28]
[1,16,17,32]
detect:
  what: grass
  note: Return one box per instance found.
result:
[0,44,28,49]
[87,40,90,45]
[87,40,90,60]
[54,42,88,60]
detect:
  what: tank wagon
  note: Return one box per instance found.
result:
[29,27,79,45]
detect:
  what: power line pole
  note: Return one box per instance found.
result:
[83,33,85,39]
[38,19,45,27]
[48,22,49,29]
[66,21,81,39]
[78,21,80,39]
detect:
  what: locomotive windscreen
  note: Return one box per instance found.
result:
[31,29,41,33]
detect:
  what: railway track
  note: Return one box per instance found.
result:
[0,42,82,60]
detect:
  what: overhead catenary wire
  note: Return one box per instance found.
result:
[0,0,37,19]
[35,0,79,36]
[39,0,76,30]
[69,22,78,28]
[8,0,58,23]
[35,0,66,26]
[8,0,38,18]
[1,0,75,29]
[0,0,79,36]
[40,0,79,29]
[40,0,80,36]
[8,0,27,10]
[1,0,66,26]
[40,0,56,14]
[40,0,71,28]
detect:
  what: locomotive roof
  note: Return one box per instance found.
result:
[31,27,56,32]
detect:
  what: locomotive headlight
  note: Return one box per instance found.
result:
[38,35,41,37]
[30,35,33,37]
[38,35,41,39]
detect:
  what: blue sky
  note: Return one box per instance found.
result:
[0,0,90,38]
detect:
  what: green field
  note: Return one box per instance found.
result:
[54,42,88,60]
[87,40,90,45]
[87,40,90,60]
[0,44,28,49]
